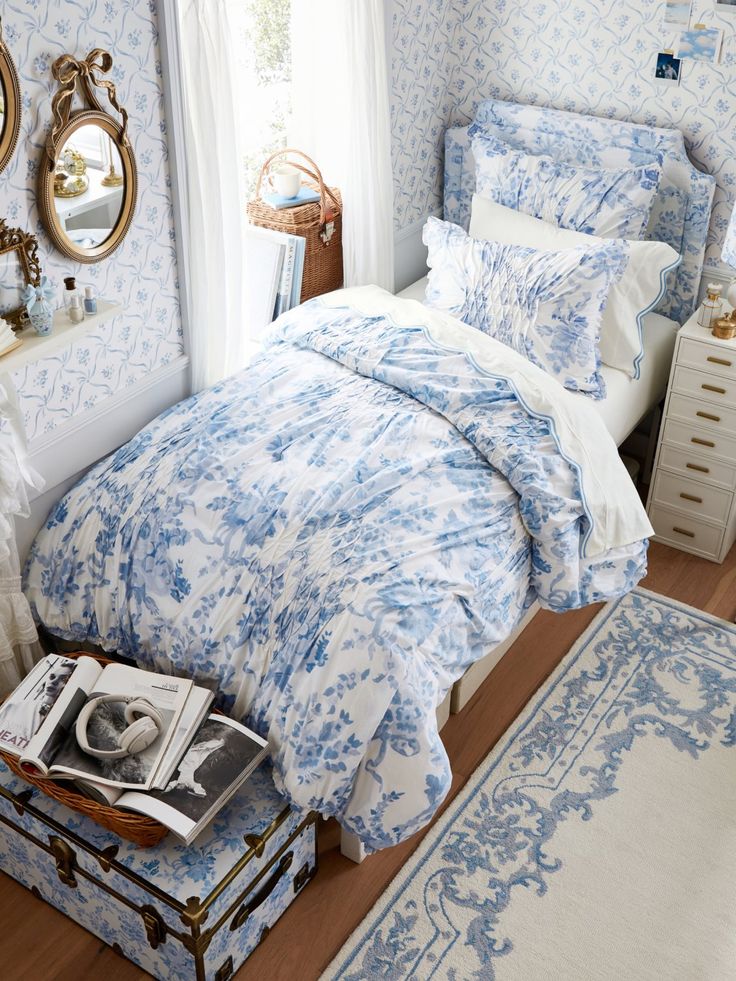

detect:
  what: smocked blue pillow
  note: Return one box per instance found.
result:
[470,127,661,241]
[422,217,629,399]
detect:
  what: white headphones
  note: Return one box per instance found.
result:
[75,696,164,760]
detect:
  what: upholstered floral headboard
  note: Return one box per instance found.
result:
[444,99,716,325]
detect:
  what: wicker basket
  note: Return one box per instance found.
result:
[0,652,168,848]
[247,148,344,303]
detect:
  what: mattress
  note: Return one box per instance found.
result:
[398,277,678,447]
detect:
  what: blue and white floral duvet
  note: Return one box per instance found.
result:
[24,287,653,851]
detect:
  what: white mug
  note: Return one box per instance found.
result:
[272,165,301,199]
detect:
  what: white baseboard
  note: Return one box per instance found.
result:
[17,355,191,561]
[394,209,441,293]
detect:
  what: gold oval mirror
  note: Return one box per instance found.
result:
[38,51,137,263]
[0,20,22,174]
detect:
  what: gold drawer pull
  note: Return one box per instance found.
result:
[707,356,733,367]
[673,527,695,539]
[691,437,715,448]
[702,384,727,395]
[697,411,721,422]
[680,492,703,504]
[687,463,710,474]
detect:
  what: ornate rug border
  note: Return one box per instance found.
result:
[322,586,736,978]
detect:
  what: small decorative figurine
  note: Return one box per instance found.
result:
[84,285,97,315]
[21,277,55,336]
[698,283,724,330]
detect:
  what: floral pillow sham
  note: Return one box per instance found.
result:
[469,196,681,379]
[422,216,629,399]
[469,126,662,241]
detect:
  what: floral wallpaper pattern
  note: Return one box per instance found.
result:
[391,0,736,271]
[0,0,183,441]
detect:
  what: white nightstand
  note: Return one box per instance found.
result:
[647,309,736,562]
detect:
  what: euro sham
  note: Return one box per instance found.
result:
[469,196,681,379]
[423,216,628,398]
[470,126,662,241]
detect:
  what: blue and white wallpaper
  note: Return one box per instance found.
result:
[0,0,183,441]
[391,0,736,270]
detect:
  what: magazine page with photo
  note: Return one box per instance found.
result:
[0,655,87,755]
[118,715,269,844]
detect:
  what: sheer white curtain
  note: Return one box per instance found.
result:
[0,379,44,695]
[177,0,251,391]
[290,0,395,292]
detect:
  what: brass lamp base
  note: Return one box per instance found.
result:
[101,164,124,187]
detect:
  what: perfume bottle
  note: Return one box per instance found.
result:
[68,294,84,324]
[63,276,83,321]
[698,283,723,330]
[84,286,97,315]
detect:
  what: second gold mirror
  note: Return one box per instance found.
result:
[38,51,137,263]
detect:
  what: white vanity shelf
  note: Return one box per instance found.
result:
[0,300,125,374]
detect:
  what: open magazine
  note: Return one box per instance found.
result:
[0,655,205,791]
[98,714,269,845]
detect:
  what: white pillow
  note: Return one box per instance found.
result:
[423,216,630,399]
[470,195,681,379]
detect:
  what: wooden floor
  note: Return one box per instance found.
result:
[3,540,736,980]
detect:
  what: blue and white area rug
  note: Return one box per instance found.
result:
[324,589,736,980]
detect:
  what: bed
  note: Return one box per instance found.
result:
[22,100,715,859]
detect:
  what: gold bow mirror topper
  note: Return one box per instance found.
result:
[38,49,137,263]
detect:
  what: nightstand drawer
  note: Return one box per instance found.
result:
[658,443,736,490]
[649,506,724,559]
[652,470,732,524]
[662,418,736,464]
[678,338,736,381]
[672,366,736,408]
[668,392,736,436]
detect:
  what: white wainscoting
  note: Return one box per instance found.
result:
[394,209,441,293]
[16,354,191,562]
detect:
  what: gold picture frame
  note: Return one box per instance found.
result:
[0,18,22,174]
[0,219,43,330]
[38,50,137,264]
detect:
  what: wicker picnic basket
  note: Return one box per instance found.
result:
[247,148,343,303]
[0,652,168,847]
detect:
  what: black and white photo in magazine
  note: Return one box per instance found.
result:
[152,718,266,821]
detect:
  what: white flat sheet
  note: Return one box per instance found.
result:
[398,277,678,447]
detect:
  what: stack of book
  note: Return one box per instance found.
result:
[262,187,320,210]
[0,654,268,845]
[245,226,306,339]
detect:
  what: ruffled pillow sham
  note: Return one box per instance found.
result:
[470,126,662,241]
[422,216,629,399]
[469,195,681,379]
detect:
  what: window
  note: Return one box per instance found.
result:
[231,0,292,198]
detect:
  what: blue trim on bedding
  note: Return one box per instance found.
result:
[632,253,683,380]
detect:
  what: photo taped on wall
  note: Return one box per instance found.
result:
[677,25,723,63]
[655,51,682,86]
[664,0,692,27]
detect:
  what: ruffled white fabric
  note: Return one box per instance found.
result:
[0,376,44,695]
